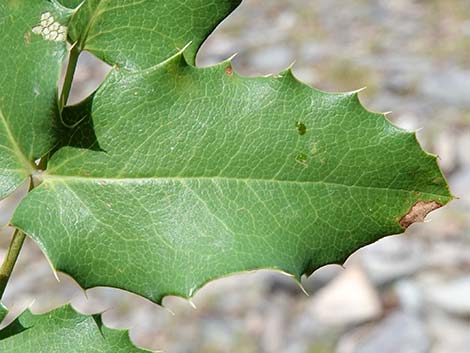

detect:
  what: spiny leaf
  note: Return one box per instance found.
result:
[13,53,452,304]
[0,0,70,199]
[67,0,242,69]
[0,305,149,352]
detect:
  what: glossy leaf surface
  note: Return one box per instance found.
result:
[0,303,7,323]
[68,0,242,69]
[0,305,148,352]
[13,54,452,303]
[0,0,69,199]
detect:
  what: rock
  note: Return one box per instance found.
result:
[261,293,292,353]
[300,42,329,62]
[434,130,458,172]
[423,241,470,269]
[394,280,423,314]
[197,35,241,67]
[449,168,470,209]
[392,113,421,133]
[307,266,382,326]
[304,264,344,293]
[420,68,470,108]
[457,132,470,167]
[0,182,28,227]
[68,51,111,105]
[292,67,319,85]
[462,20,470,36]
[335,324,375,353]
[425,277,470,317]
[384,72,419,96]
[338,311,429,353]
[360,237,424,285]
[428,312,470,353]
[261,306,285,353]
[250,45,294,73]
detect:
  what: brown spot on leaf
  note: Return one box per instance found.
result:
[399,201,442,229]
[225,66,233,76]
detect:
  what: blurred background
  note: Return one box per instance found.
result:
[1,0,469,352]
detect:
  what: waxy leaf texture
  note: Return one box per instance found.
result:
[67,0,242,69]
[0,306,149,352]
[0,1,69,199]
[13,53,452,303]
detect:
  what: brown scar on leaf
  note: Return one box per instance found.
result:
[225,66,233,76]
[399,200,443,229]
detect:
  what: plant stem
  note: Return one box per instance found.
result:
[0,230,26,298]
[59,43,81,111]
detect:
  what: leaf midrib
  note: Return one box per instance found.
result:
[43,174,449,199]
[0,107,34,175]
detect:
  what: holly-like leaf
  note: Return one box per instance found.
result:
[12,53,452,304]
[0,0,70,199]
[0,305,149,352]
[67,0,242,69]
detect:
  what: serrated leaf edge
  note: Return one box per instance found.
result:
[0,304,154,352]
[12,45,453,305]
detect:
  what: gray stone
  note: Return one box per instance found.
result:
[394,280,423,314]
[434,130,458,172]
[457,132,470,167]
[300,42,330,61]
[0,182,28,226]
[420,68,470,108]
[308,266,382,326]
[250,45,294,73]
[350,311,429,353]
[360,237,424,285]
[425,277,470,317]
[449,168,470,209]
[428,313,470,353]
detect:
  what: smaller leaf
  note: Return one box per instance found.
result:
[0,305,150,353]
[67,0,242,69]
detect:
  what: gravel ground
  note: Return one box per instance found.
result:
[1,1,469,352]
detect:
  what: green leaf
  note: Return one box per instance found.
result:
[13,53,452,304]
[57,0,83,9]
[0,303,7,323]
[0,305,149,352]
[0,0,69,199]
[68,0,242,69]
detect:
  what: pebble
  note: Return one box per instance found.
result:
[308,266,382,326]
[250,45,294,73]
[360,237,424,285]
[425,278,470,317]
[420,69,470,108]
[338,311,430,353]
